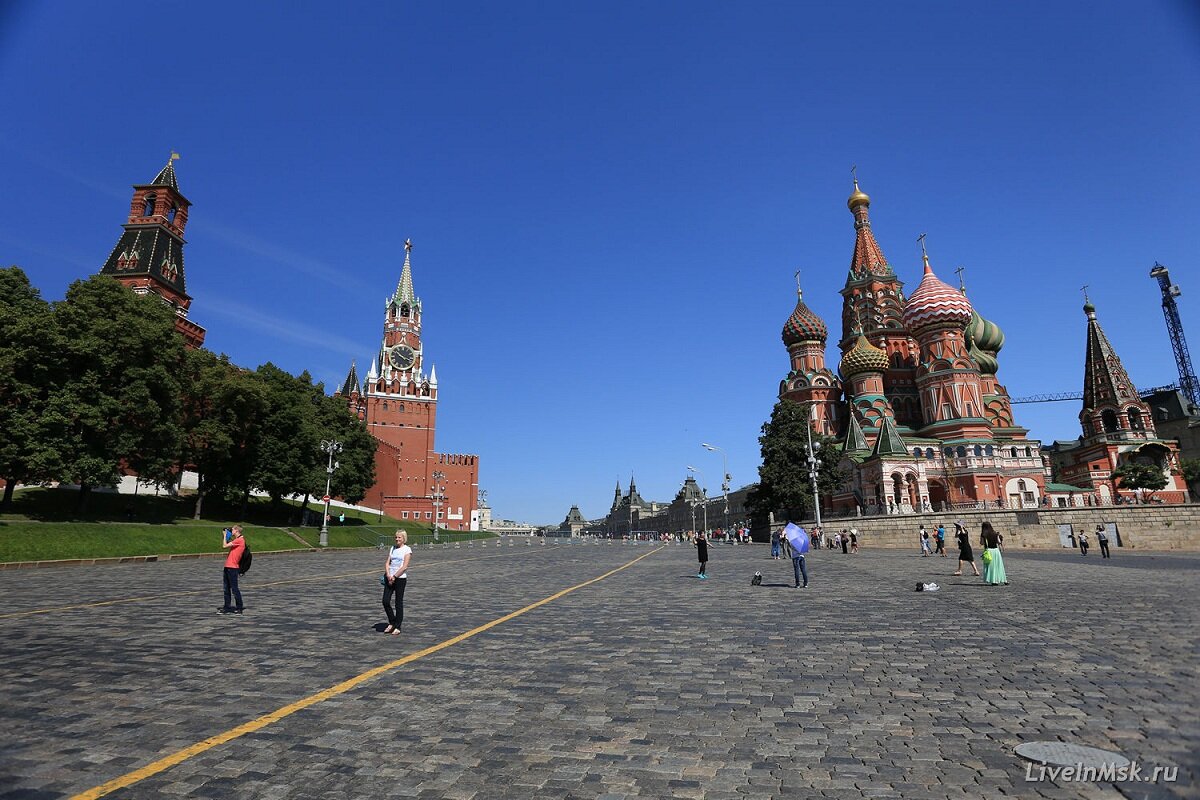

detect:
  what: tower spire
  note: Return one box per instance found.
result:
[396,238,415,302]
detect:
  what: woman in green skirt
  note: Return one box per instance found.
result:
[980,521,1008,585]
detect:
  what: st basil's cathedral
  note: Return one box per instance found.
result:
[779,180,1186,514]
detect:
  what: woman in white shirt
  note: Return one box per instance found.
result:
[383,530,412,636]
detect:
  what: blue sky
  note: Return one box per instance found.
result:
[2,2,1199,523]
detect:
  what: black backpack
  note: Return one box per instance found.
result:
[238,544,252,575]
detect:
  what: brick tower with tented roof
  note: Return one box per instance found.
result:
[99,154,205,349]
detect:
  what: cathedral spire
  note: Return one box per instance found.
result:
[1081,300,1141,412]
[846,176,893,280]
[870,414,908,457]
[396,238,415,303]
[842,413,868,452]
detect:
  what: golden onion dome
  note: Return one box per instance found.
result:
[839,334,890,378]
[847,179,870,210]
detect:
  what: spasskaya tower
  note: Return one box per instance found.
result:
[338,240,480,530]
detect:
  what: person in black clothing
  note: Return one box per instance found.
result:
[952,523,980,576]
[1096,525,1111,558]
[695,532,709,579]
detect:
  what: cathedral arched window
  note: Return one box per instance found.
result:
[168,206,177,223]
[1018,480,1027,492]
[956,446,967,458]
[1101,409,1119,433]
[913,448,922,458]
[398,403,404,413]
[1128,408,1144,430]
[1024,446,1032,457]
[945,447,953,457]
[382,401,388,410]
[1011,447,1018,458]
[974,445,983,457]
[985,445,994,456]
[926,448,934,459]
[400,304,410,318]
[143,194,156,216]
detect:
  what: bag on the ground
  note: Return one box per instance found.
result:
[751,572,762,586]
[238,544,252,575]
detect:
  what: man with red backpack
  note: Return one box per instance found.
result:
[219,525,247,615]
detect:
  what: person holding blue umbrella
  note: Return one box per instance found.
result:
[783,522,809,588]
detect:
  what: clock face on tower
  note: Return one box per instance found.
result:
[389,345,416,370]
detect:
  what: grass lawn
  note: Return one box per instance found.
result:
[0,488,495,561]
[0,522,308,562]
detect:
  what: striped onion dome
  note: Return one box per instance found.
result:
[781,290,828,346]
[902,258,974,335]
[839,333,890,377]
[966,309,1005,353]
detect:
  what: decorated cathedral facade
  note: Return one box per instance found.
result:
[779,181,1187,514]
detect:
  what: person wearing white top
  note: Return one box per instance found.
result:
[383,530,412,636]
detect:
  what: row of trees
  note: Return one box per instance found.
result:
[0,267,376,517]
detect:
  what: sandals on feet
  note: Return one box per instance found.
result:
[384,625,395,634]
[390,628,401,636]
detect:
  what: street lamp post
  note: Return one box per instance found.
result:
[701,443,731,540]
[805,406,823,529]
[687,465,706,535]
[319,439,343,547]
[430,470,446,542]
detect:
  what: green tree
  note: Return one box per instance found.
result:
[43,276,185,511]
[0,267,63,510]
[747,400,845,521]
[246,363,323,519]
[1182,458,1200,499]
[1110,462,1169,502]
[178,348,269,520]
[309,392,376,506]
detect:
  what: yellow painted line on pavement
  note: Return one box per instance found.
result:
[0,550,531,621]
[70,546,664,800]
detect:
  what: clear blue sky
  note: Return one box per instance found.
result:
[3,2,1198,523]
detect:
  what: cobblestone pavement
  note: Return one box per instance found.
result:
[0,539,1196,799]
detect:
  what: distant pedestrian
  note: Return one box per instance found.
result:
[840,532,849,555]
[934,525,946,557]
[1078,530,1090,556]
[219,525,245,614]
[849,530,858,553]
[782,523,808,588]
[382,530,412,636]
[1097,525,1111,558]
[980,521,1007,585]
[920,526,932,557]
[952,524,980,577]
[695,532,709,579]
[770,528,781,560]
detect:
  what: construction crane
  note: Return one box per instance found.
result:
[1150,263,1200,408]
[1011,383,1178,405]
